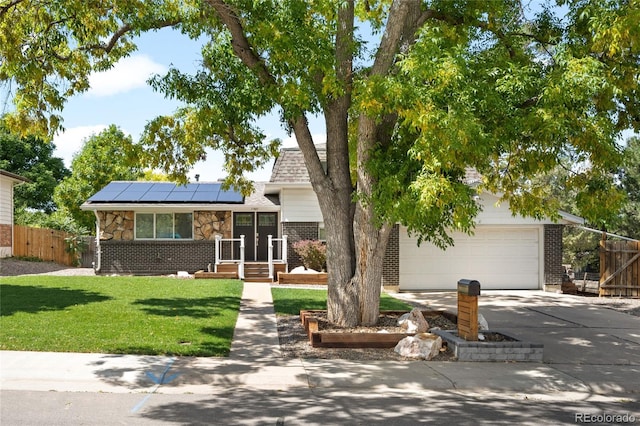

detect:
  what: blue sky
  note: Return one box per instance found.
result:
[52,28,324,183]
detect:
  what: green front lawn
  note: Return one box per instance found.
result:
[271,287,412,315]
[0,276,243,357]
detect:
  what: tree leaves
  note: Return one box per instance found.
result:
[53,125,142,230]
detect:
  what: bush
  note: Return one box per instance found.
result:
[292,240,327,271]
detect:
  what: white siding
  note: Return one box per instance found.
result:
[280,188,323,222]
[474,193,554,225]
[399,226,542,291]
[0,177,14,225]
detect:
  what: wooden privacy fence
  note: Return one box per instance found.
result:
[13,225,76,266]
[599,239,640,298]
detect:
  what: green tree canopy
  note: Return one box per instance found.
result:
[53,125,142,231]
[0,119,69,213]
[616,136,640,239]
[2,1,638,325]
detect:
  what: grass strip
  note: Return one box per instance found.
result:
[271,287,412,315]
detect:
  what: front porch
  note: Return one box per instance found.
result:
[195,262,288,282]
[194,234,289,282]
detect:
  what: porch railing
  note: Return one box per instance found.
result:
[268,235,288,279]
[214,235,245,279]
[214,234,288,280]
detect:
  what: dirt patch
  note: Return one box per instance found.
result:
[0,258,94,277]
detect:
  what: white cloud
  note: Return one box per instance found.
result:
[85,55,167,97]
[52,125,108,167]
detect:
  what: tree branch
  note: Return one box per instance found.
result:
[83,19,180,54]
[205,0,277,87]
[324,0,354,187]
[371,0,420,76]
[0,0,25,21]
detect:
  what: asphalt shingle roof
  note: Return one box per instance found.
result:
[270,146,326,183]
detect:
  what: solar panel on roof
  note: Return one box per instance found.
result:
[151,182,174,191]
[190,191,219,202]
[195,183,221,192]
[165,192,194,202]
[218,189,244,203]
[173,183,200,192]
[128,182,155,191]
[86,181,244,203]
[139,192,170,202]
[113,192,147,202]
[105,182,132,190]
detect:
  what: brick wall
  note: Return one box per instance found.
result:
[282,222,320,270]
[97,240,216,275]
[0,223,11,247]
[282,221,400,286]
[382,225,400,287]
[544,224,564,286]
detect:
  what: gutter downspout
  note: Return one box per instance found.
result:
[93,210,101,272]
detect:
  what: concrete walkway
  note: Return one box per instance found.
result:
[2,285,640,397]
[229,282,282,359]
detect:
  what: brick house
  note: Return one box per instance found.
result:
[82,146,582,290]
[0,170,29,258]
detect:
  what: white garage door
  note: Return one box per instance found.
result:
[399,227,541,291]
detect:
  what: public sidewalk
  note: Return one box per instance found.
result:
[1,285,639,398]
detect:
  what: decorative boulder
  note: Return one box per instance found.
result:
[394,333,442,360]
[478,314,489,331]
[398,308,429,333]
[289,266,319,274]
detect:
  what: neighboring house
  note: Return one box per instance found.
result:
[82,146,583,290]
[0,170,29,258]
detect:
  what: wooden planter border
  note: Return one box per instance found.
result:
[278,272,328,285]
[299,309,457,349]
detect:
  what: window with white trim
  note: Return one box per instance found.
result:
[135,213,193,239]
[318,223,326,241]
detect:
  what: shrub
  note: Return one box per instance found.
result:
[292,240,327,271]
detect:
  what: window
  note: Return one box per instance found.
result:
[235,213,253,227]
[175,213,193,239]
[135,213,193,239]
[136,214,154,239]
[318,223,326,241]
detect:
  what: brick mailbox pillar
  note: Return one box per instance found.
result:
[457,279,481,341]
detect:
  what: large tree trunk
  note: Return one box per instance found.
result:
[292,0,422,327]
[353,205,393,325]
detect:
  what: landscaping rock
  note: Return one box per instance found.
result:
[394,333,442,360]
[398,308,429,333]
[478,313,489,331]
[289,266,319,273]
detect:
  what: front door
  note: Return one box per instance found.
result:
[233,212,255,261]
[257,212,278,261]
[233,212,279,261]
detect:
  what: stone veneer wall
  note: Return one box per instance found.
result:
[544,224,564,287]
[193,211,231,240]
[97,211,134,240]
